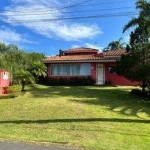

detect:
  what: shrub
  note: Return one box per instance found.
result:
[105,80,112,85]
[130,89,150,98]
[9,85,21,93]
[0,94,17,99]
[38,76,95,86]
[36,76,48,85]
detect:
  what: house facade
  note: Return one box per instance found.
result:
[44,47,138,85]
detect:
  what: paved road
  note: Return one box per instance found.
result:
[0,141,77,150]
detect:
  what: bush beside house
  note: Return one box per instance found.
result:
[38,76,95,86]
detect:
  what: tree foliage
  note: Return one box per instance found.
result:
[15,69,35,91]
[0,43,47,91]
[116,0,150,92]
[103,38,126,51]
[0,43,7,53]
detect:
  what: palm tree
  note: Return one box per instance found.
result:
[122,0,150,92]
[104,38,126,51]
[30,61,47,83]
[123,0,150,33]
[15,69,35,91]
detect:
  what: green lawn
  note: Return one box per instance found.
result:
[0,85,150,150]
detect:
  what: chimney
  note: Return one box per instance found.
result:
[59,49,63,57]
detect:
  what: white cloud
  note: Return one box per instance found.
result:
[0,26,33,45]
[71,43,103,51]
[2,0,102,41]
[85,43,103,51]
[11,0,61,6]
[53,23,101,41]
[71,44,80,48]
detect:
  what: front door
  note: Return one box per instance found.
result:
[97,64,104,85]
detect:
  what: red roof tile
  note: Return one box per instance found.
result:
[103,49,126,56]
[45,55,94,62]
[63,47,99,53]
[44,48,126,63]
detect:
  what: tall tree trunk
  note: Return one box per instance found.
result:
[141,47,147,93]
[141,79,146,93]
[21,79,26,92]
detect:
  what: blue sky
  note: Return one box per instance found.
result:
[0,0,136,55]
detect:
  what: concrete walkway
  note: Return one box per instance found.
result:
[0,141,77,150]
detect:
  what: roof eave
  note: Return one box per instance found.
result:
[44,59,117,64]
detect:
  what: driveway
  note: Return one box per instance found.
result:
[0,141,77,150]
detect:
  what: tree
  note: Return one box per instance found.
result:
[0,43,7,53]
[29,61,47,83]
[15,69,34,91]
[116,0,150,93]
[0,43,7,68]
[0,43,47,91]
[103,38,126,51]
[25,52,47,83]
[0,44,28,82]
[123,0,150,33]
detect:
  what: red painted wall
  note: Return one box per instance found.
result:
[105,62,139,86]
[47,64,51,78]
[91,63,96,81]
[47,62,139,86]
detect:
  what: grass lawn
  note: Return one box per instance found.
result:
[0,85,150,150]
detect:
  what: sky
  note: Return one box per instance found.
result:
[0,0,137,56]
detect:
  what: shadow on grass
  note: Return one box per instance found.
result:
[29,85,150,118]
[1,118,150,124]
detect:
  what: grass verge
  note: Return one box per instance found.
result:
[0,85,150,150]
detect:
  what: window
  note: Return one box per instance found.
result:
[51,63,91,76]
[109,66,116,74]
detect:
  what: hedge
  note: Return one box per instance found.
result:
[38,76,95,86]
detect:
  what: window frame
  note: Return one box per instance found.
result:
[51,63,91,76]
[108,65,116,74]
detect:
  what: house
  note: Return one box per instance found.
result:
[44,47,138,85]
